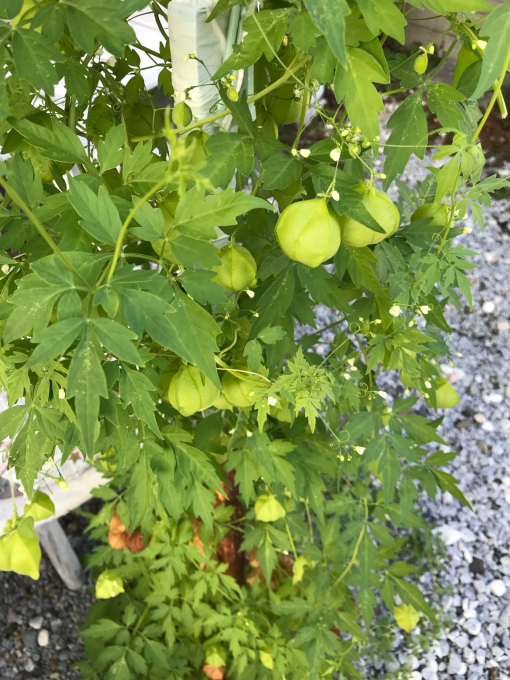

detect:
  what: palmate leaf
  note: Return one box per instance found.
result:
[383,93,428,190]
[333,42,390,140]
[173,186,274,238]
[8,117,91,167]
[63,0,137,57]
[11,29,65,94]
[213,9,291,79]
[303,0,350,67]
[68,181,123,246]
[11,418,53,499]
[67,328,108,457]
[201,133,254,190]
[119,366,161,437]
[357,0,407,43]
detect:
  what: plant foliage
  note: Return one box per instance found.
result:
[0,0,509,678]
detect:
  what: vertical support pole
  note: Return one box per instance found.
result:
[37,519,85,591]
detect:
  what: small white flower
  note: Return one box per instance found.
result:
[181,54,189,62]
[229,428,235,434]
[373,319,382,324]
[58,388,66,399]
[299,148,310,158]
[1,265,10,275]
[246,431,253,437]
[420,305,430,315]
[423,393,429,399]
[354,446,365,455]
[347,357,355,366]
[291,148,298,157]
[389,305,402,317]
[246,289,255,298]
[424,380,432,389]
[343,373,351,380]
[293,87,301,98]
[331,190,340,201]
[378,391,388,399]
[463,226,472,234]
[268,396,277,407]
[476,39,487,51]
[106,56,117,68]
[95,47,104,57]
[330,148,341,162]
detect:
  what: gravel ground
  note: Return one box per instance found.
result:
[0,504,99,680]
[374,151,510,680]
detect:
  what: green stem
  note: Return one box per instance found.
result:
[0,177,92,290]
[131,55,310,141]
[470,45,510,144]
[106,177,170,283]
[251,168,265,197]
[330,498,368,589]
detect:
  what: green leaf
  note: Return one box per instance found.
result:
[126,448,154,527]
[218,85,253,136]
[471,0,510,100]
[12,29,65,94]
[171,235,222,270]
[357,528,377,588]
[432,469,473,510]
[258,326,287,344]
[261,153,302,190]
[178,270,227,305]
[289,12,318,52]
[91,318,143,365]
[202,133,254,190]
[303,0,350,67]
[26,318,86,368]
[55,60,89,104]
[213,9,291,79]
[173,186,273,238]
[427,83,465,129]
[119,366,161,436]
[383,93,427,190]
[258,534,277,584]
[346,247,388,298]
[357,0,406,43]
[390,574,436,621]
[68,181,122,247]
[0,0,23,18]
[243,339,263,372]
[67,328,108,456]
[97,125,125,174]
[250,265,295,338]
[379,446,401,504]
[11,419,52,498]
[206,0,242,22]
[8,117,91,166]
[435,155,459,203]
[334,42,390,140]
[192,481,215,531]
[4,283,69,344]
[0,405,28,441]
[64,0,137,57]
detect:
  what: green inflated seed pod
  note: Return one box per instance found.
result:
[339,184,400,247]
[223,365,266,408]
[275,199,341,268]
[411,202,449,228]
[168,365,220,417]
[212,244,257,292]
[172,101,192,128]
[414,53,428,75]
